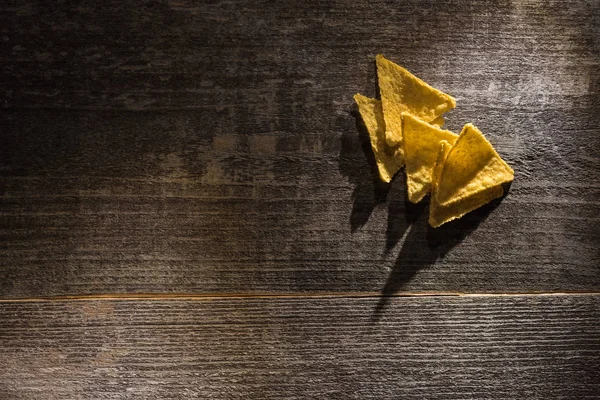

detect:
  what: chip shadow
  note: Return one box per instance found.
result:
[385,179,426,253]
[342,103,512,323]
[372,189,509,323]
[339,109,391,232]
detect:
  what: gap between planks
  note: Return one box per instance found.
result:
[1,291,599,303]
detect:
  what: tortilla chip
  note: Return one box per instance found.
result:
[429,141,504,227]
[430,185,505,227]
[353,93,403,183]
[431,140,452,194]
[430,116,445,128]
[402,113,458,203]
[376,54,456,148]
[435,123,514,207]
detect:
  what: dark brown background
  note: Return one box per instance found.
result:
[1,0,599,398]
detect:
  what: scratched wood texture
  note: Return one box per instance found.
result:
[2,2,600,397]
[0,295,598,399]
[1,0,599,298]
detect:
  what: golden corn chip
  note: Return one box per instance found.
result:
[434,123,514,207]
[429,141,505,228]
[430,185,505,227]
[376,54,456,148]
[431,140,452,195]
[402,113,458,203]
[430,116,445,128]
[353,93,403,183]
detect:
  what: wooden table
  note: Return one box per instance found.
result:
[1,1,599,398]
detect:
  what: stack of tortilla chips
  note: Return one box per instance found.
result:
[354,55,514,228]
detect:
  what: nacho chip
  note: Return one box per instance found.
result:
[435,123,514,207]
[430,116,445,128]
[429,141,505,227]
[376,54,456,148]
[430,185,505,227]
[353,93,403,183]
[431,140,452,194]
[402,113,458,203]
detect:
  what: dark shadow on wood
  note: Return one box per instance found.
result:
[373,59,381,100]
[372,191,509,322]
[339,109,390,232]
[385,179,427,253]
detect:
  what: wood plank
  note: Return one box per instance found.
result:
[0,294,598,399]
[1,0,599,297]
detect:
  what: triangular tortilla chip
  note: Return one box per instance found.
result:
[353,93,402,183]
[376,54,456,148]
[402,113,458,203]
[429,141,505,228]
[430,116,445,128]
[435,123,514,207]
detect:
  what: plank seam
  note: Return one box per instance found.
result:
[1,291,599,303]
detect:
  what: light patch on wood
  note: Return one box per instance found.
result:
[250,135,277,154]
[159,152,187,178]
[92,347,128,367]
[79,301,115,319]
[213,134,237,152]
[202,160,224,184]
[300,135,323,154]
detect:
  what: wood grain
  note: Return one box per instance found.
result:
[1,0,599,297]
[0,294,598,399]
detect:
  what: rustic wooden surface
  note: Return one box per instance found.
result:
[1,0,599,297]
[1,295,599,399]
[1,0,599,398]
